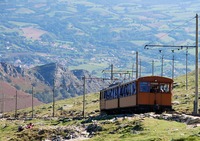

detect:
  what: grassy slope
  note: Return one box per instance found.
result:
[0,93,100,141]
[172,71,198,113]
[1,71,200,140]
[89,118,200,141]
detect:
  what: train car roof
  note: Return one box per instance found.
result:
[137,76,173,83]
[100,76,173,91]
[100,80,136,91]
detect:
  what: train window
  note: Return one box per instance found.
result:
[100,91,103,100]
[140,82,150,92]
[104,82,136,99]
[113,87,118,99]
[150,83,159,93]
[104,91,107,99]
[132,82,136,94]
[160,83,170,93]
[113,88,116,98]
[125,84,128,96]
[127,83,131,95]
[103,86,120,100]
[121,85,126,97]
[150,83,170,93]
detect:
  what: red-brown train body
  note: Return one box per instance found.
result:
[100,76,173,114]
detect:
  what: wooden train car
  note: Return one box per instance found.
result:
[100,76,173,114]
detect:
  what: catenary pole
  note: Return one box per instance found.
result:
[161,55,164,76]
[144,14,198,115]
[172,54,174,80]
[194,14,199,114]
[52,79,55,117]
[152,60,154,76]
[15,90,18,119]
[136,52,139,78]
[111,64,113,83]
[31,86,34,118]
[83,76,86,118]
[139,59,141,77]
[186,49,188,90]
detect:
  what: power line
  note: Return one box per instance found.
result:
[146,16,196,46]
[145,14,199,115]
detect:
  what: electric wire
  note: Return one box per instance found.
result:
[146,16,196,46]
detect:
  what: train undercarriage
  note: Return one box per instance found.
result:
[101,105,173,115]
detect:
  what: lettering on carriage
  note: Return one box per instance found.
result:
[103,82,136,100]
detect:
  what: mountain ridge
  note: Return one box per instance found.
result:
[0,62,108,112]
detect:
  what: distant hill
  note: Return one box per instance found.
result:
[0,62,43,112]
[0,62,109,112]
[30,63,109,102]
[0,0,199,78]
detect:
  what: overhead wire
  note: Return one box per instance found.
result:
[146,16,196,46]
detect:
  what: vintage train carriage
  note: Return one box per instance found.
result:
[100,76,173,114]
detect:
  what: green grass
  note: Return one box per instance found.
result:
[0,120,24,140]
[5,92,100,119]
[1,115,200,141]
[1,71,200,140]
[88,118,200,141]
[172,71,199,113]
[0,92,99,140]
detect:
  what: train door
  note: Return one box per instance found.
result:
[150,83,171,106]
[149,83,162,106]
[100,90,106,111]
[160,83,171,106]
[138,82,150,104]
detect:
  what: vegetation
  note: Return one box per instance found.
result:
[1,69,200,141]
[173,71,198,114]
[0,0,198,77]
[1,0,200,140]
[88,118,200,141]
[1,116,200,141]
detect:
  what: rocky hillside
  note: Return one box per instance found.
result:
[0,62,109,112]
[0,62,43,112]
[30,63,109,102]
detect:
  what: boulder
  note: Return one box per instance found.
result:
[186,116,200,125]
[172,101,180,105]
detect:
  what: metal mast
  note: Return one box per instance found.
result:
[186,49,188,90]
[152,60,154,76]
[83,76,86,118]
[161,55,164,76]
[144,14,198,114]
[194,14,198,114]
[31,86,34,118]
[15,90,18,119]
[172,50,175,80]
[52,79,55,117]
[136,52,139,78]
